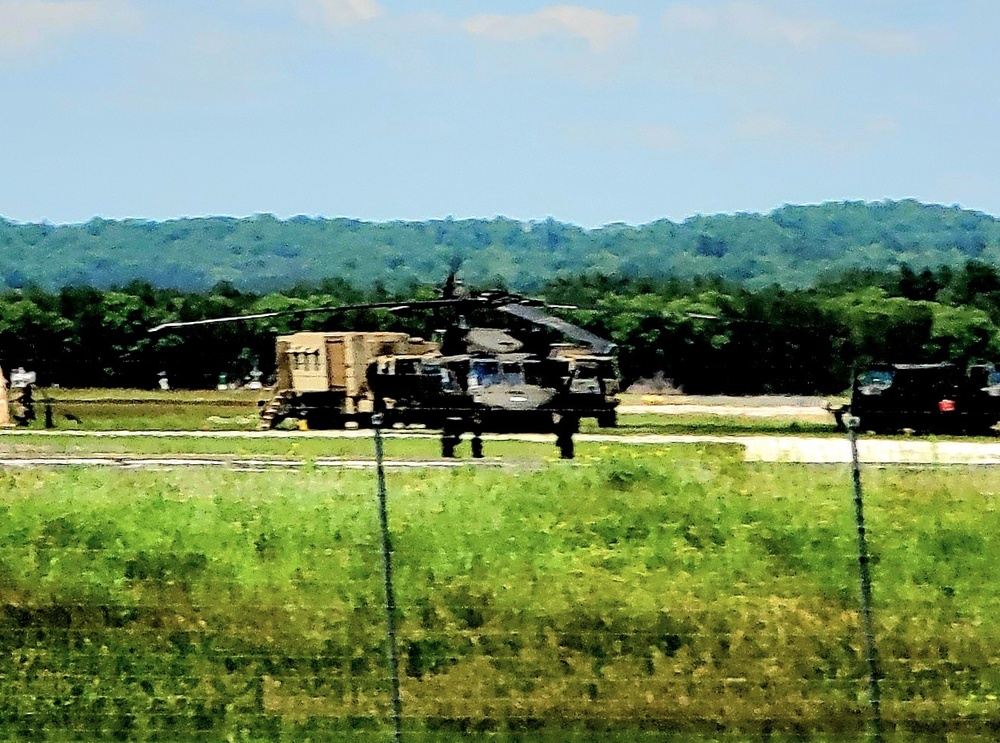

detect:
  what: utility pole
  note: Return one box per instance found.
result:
[372,414,403,741]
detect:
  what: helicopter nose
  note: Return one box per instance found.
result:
[475,385,555,410]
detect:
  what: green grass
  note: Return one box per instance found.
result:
[0,448,996,739]
[24,387,845,435]
[590,415,838,436]
[0,431,563,460]
[35,395,262,431]
[38,387,263,402]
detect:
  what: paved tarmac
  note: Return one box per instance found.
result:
[0,455,494,470]
[1,430,999,466]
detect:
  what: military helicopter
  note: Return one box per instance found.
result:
[151,277,620,458]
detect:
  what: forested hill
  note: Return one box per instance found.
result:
[2,199,998,292]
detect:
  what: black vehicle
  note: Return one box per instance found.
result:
[831,362,1000,434]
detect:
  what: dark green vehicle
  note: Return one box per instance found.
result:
[832,363,1000,434]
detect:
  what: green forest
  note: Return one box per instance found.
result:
[4,199,1000,394]
[2,199,999,293]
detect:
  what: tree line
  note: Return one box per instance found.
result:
[2,200,1000,294]
[3,263,1000,394]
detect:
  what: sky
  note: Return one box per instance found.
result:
[1,0,998,228]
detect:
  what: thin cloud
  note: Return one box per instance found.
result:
[866,116,899,136]
[663,1,920,55]
[565,121,686,153]
[463,5,638,53]
[299,0,383,30]
[0,0,140,57]
[852,29,919,56]
[637,124,685,151]
[733,113,791,140]
[732,113,902,158]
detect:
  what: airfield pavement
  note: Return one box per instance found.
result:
[0,395,994,466]
[1,430,1000,466]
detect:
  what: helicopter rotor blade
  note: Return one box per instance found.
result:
[497,303,616,354]
[148,296,504,333]
[150,310,303,333]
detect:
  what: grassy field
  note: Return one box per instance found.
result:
[0,444,996,740]
[33,388,265,431]
[27,388,842,436]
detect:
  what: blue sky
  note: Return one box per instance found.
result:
[1,0,997,227]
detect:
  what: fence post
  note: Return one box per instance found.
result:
[846,415,883,742]
[373,414,403,741]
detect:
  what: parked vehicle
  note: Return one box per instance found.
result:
[830,362,1000,434]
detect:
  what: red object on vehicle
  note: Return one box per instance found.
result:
[939,399,956,412]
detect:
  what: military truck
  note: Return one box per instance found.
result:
[259,331,438,429]
[831,362,1000,435]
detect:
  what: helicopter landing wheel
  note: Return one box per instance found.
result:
[441,433,459,458]
[470,418,484,458]
[556,431,575,459]
[442,418,463,458]
[555,414,578,460]
[597,410,617,428]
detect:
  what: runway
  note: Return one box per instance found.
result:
[0,455,494,471]
[2,429,1000,466]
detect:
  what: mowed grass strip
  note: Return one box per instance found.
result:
[0,432,557,461]
[0,449,995,740]
[21,386,842,435]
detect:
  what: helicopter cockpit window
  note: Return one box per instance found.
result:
[425,364,457,392]
[499,362,525,385]
[469,360,500,388]
[523,360,544,385]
